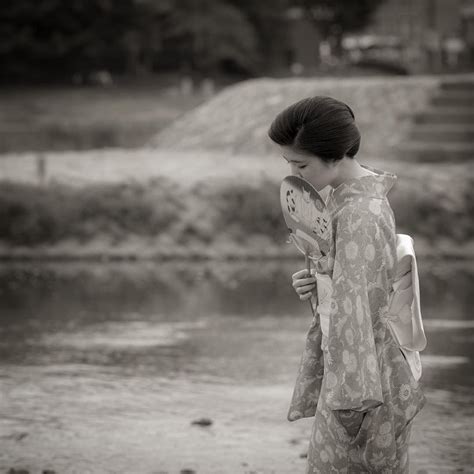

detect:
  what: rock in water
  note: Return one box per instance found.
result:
[191,417,213,427]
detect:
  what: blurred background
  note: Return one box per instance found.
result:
[0,1,473,473]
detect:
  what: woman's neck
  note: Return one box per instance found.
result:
[329,157,374,189]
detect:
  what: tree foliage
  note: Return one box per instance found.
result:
[298,0,385,52]
[0,0,385,82]
[146,0,260,76]
[0,0,148,81]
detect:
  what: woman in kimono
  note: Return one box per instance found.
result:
[268,97,426,473]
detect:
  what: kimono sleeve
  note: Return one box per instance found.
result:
[323,205,385,413]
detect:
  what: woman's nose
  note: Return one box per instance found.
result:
[290,164,302,177]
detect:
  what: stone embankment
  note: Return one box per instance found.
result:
[1,74,472,260]
[398,78,474,162]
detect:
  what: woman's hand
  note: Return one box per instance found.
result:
[291,269,317,301]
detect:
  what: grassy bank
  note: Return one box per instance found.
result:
[0,81,207,153]
[0,168,472,260]
[151,75,443,158]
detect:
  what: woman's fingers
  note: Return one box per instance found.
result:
[292,269,317,301]
[292,269,311,280]
[292,277,316,288]
[295,283,316,294]
[299,291,313,301]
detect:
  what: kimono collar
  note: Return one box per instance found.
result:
[327,163,397,207]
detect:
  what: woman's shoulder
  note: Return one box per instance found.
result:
[333,197,395,239]
[333,196,385,222]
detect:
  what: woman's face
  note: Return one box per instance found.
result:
[279,145,337,192]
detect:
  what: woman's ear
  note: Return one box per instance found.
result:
[328,158,340,174]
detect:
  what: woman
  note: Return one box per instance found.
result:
[268,96,426,473]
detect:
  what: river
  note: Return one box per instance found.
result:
[0,260,472,473]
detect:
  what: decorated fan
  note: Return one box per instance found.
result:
[280,175,332,262]
[280,176,333,319]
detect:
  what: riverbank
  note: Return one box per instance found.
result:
[0,80,208,153]
[0,235,472,262]
[0,156,472,261]
[1,73,472,262]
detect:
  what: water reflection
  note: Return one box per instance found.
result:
[0,260,472,473]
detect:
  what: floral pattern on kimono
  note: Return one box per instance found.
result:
[286,164,427,473]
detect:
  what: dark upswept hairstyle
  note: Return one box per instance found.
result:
[267,96,361,163]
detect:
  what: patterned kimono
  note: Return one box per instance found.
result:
[287,164,427,473]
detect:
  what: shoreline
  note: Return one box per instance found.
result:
[0,238,472,263]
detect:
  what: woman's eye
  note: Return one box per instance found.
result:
[298,165,307,169]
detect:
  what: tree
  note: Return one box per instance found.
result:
[143,0,260,77]
[298,0,385,55]
[0,0,386,82]
[0,0,148,81]
[226,0,292,73]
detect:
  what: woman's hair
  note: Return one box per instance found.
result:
[268,96,360,163]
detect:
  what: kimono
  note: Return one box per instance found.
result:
[287,164,427,473]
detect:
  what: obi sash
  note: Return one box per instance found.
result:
[383,233,427,381]
[311,233,427,381]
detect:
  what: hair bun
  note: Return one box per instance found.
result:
[268,96,361,161]
[345,104,355,119]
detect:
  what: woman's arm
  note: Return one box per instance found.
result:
[323,204,388,415]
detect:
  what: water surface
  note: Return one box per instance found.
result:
[0,260,472,473]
